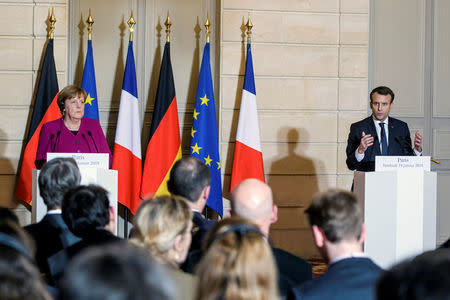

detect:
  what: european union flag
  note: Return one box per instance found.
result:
[190,42,223,216]
[81,40,99,120]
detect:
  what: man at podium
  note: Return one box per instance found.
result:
[346,86,423,172]
[35,85,112,169]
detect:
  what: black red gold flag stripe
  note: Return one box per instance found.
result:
[140,42,181,199]
[16,39,61,204]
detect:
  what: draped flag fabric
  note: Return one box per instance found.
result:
[112,41,142,214]
[190,43,223,216]
[81,39,99,120]
[141,42,181,199]
[16,39,61,204]
[230,43,265,192]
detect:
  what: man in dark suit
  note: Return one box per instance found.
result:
[289,189,382,300]
[24,158,81,283]
[48,185,121,284]
[346,86,423,172]
[168,157,215,253]
[231,179,313,298]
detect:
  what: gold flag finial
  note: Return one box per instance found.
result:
[87,8,94,41]
[205,13,211,43]
[127,10,136,41]
[246,14,253,44]
[164,12,172,42]
[49,7,56,39]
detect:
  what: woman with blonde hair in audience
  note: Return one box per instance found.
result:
[195,217,279,300]
[131,195,196,300]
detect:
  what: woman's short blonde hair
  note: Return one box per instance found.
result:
[195,217,279,300]
[131,195,192,265]
[57,85,87,115]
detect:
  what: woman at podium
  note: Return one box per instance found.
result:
[35,85,112,169]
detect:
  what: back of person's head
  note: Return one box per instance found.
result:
[306,189,362,243]
[131,195,193,265]
[60,243,175,300]
[0,207,20,226]
[167,157,211,203]
[62,185,110,236]
[196,217,279,300]
[377,249,450,300]
[39,157,81,209]
[0,221,51,300]
[231,179,275,232]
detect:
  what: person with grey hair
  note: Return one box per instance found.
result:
[24,157,81,284]
[60,243,175,300]
[289,189,382,300]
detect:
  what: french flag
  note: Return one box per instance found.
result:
[230,43,265,191]
[112,40,142,214]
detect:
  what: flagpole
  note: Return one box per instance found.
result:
[246,14,253,44]
[49,7,56,40]
[87,8,94,41]
[121,10,136,239]
[165,12,172,43]
[204,14,212,220]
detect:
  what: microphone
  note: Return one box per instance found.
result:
[50,134,54,152]
[81,134,91,152]
[87,131,99,153]
[52,131,61,152]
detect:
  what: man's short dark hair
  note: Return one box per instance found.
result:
[167,157,211,203]
[61,243,175,300]
[62,185,109,237]
[377,249,450,300]
[305,189,362,243]
[370,86,395,103]
[39,158,81,209]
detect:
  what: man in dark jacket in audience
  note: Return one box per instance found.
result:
[168,157,215,253]
[24,158,81,283]
[289,189,382,300]
[48,185,121,283]
[231,178,313,298]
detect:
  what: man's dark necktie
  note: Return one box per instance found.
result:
[379,122,388,155]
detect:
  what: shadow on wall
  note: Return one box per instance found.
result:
[0,129,18,208]
[180,16,201,154]
[267,128,321,258]
[268,128,320,209]
[73,14,86,87]
[105,16,127,149]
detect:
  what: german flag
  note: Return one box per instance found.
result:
[140,42,181,199]
[16,39,61,204]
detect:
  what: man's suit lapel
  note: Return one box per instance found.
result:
[364,117,380,158]
[387,117,396,155]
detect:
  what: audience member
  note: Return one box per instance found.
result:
[60,243,175,300]
[289,189,382,300]
[48,185,121,282]
[168,157,215,252]
[0,206,20,225]
[231,178,312,297]
[24,157,81,282]
[0,219,52,300]
[196,217,279,300]
[377,249,450,300]
[131,195,197,300]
